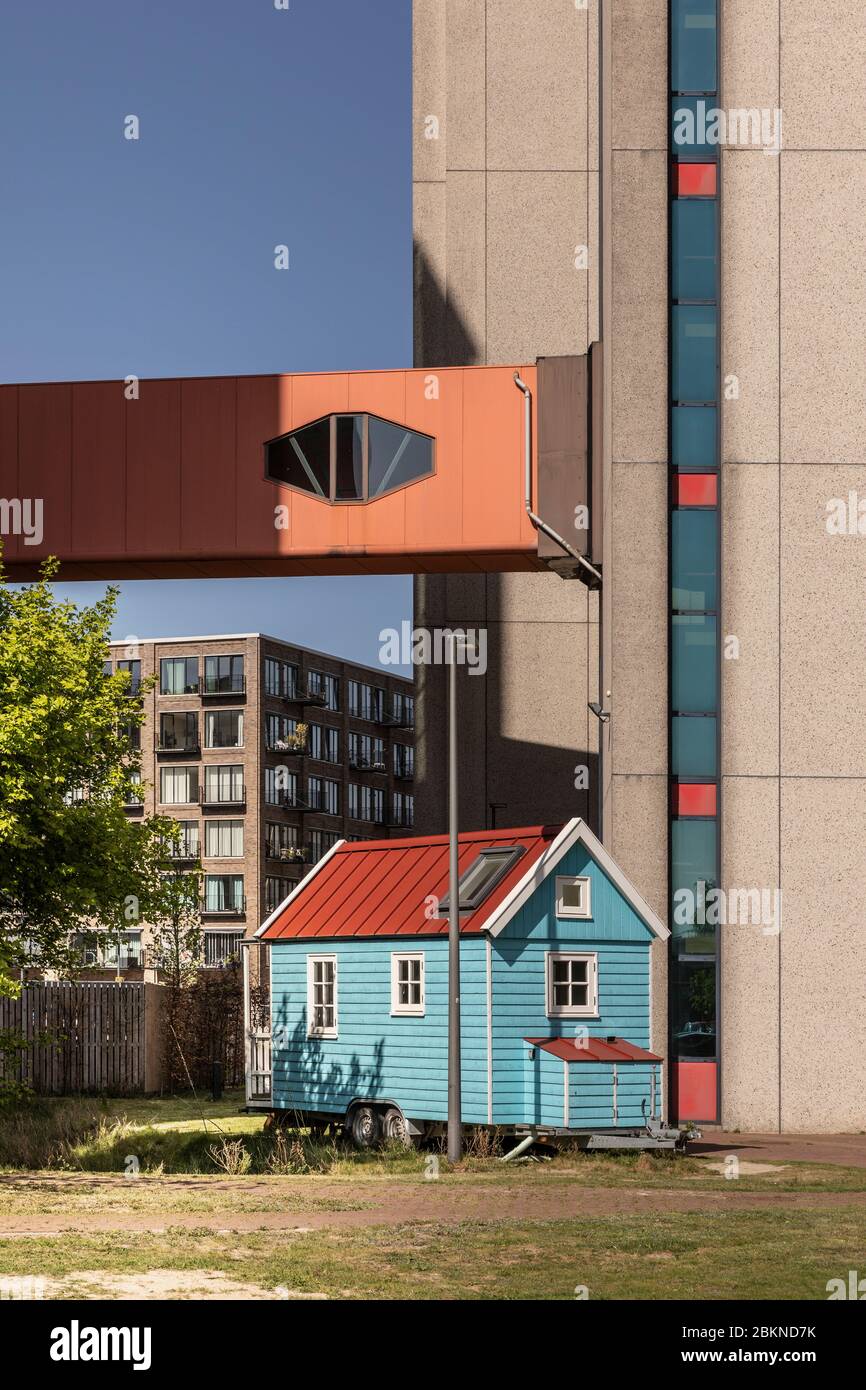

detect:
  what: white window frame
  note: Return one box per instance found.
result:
[555,874,592,920]
[307,954,338,1038]
[391,952,425,1017]
[545,952,598,1019]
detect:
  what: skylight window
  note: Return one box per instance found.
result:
[438,845,525,915]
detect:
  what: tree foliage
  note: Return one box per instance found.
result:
[0,558,186,994]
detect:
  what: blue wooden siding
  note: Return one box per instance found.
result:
[270,936,491,1124]
[491,840,654,1124]
[268,838,659,1129]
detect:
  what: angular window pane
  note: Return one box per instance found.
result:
[671,0,717,94]
[368,416,434,497]
[672,715,717,778]
[672,510,718,610]
[672,614,717,712]
[266,417,330,497]
[672,406,717,469]
[672,199,718,301]
[334,415,364,500]
[673,306,718,403]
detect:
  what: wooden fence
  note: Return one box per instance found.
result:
[0,982,164,1094]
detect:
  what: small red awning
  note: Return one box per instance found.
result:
[525,1036,662,1064]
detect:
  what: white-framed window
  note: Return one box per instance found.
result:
[205,709,244,749]
[545,952,598,1018]
[555,875,592,919]
[205,818,243,859]
[307,955,337,1037]
[159,765,198,805]
[391,952,425,1016]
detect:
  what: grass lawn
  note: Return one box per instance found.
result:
[2,1092,865,1298]
[0,1208,862,1300]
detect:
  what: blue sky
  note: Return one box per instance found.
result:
[0,0,413,669]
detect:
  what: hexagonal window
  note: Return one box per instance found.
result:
[264,413,434,502]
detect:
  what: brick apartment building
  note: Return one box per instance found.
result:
[93,633,414,973]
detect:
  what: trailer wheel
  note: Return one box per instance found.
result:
[349,1104,381,1150]
[382,1106,413,1147]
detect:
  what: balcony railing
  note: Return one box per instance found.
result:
[274,789,309,810]
[265,843,309,864]
[349,757,387,773]
[200,785,246,809]
[157,740,201,755]
[201,896,246,918]
[200,677,246,697]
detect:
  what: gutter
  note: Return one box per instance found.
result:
[513,372,603,586]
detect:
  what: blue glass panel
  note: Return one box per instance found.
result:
[671,0,718,94]
[672,306,717,402]
[672,406,717,468]
[672,959,717,1056]
[672,819,718,951]
[672,199,718,301]
[672,614,717,712]
[672,510,718,610]
[671,97,719,158]
[672,715,717,778]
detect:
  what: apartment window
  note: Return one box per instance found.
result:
[171,821,200,859]
[124,771,143,806]
[349,732,385,769]
[265,656,298,698]
[348,680,365,718]
[392,792,414,828]
[307,955,337,1037]
[116,659,141,695]
[266,413,434,503]
[264,766,298,805]
[265,877,290,913]
[205,819,244,859]
[203,654,244,695]
[103,658,113,677]
[393,743,414,778]
[391,952,424,1016]
[309,829,340,862]
[122,719,141,751]
[308,670,339,711]
[309,723,339,763]
[160,765,198,806]
[545,953,598,1018]
[555,876,592,920]
[392,691,414,727]
[159,711,198,751]
[439,846,525,914]
[203,874,244,914]
[308,775,339,816]
[205,710,244,749]
[266,822,299,858]
[203,765,244,805]
[265,712,297,749]
[203,930,243,967]
[349,783,384,824]
[160,656,199,695]
[76,931,142,970]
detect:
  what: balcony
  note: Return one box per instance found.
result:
[123,797,145,815]
[265,843,310,865]
[274,789,309,811]
[283,686,327,708]
[157,740,201,756]
[200,677,246,700]
[201,897,246,920]
[349,757,387,774]
[200,785,246,811]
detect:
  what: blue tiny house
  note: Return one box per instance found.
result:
[245,818,673,1146]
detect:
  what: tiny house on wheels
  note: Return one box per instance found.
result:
[244,818,683,1150]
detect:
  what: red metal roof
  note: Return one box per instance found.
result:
[260,825,563,940]
[526,1037,662,1064]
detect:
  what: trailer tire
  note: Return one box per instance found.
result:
[382,1106,413,1147]
[349,1104,381,1150]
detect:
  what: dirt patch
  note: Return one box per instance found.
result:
[38,1269,326,1300]
[699,1159,789,1177]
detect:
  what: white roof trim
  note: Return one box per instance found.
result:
[477,817,669,942]
[253,839,346,938]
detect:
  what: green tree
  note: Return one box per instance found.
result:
[0,558,178,993]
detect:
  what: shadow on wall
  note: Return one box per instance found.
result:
[272,1011,385,1114]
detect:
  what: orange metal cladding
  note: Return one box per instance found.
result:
[0,365,541,580]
